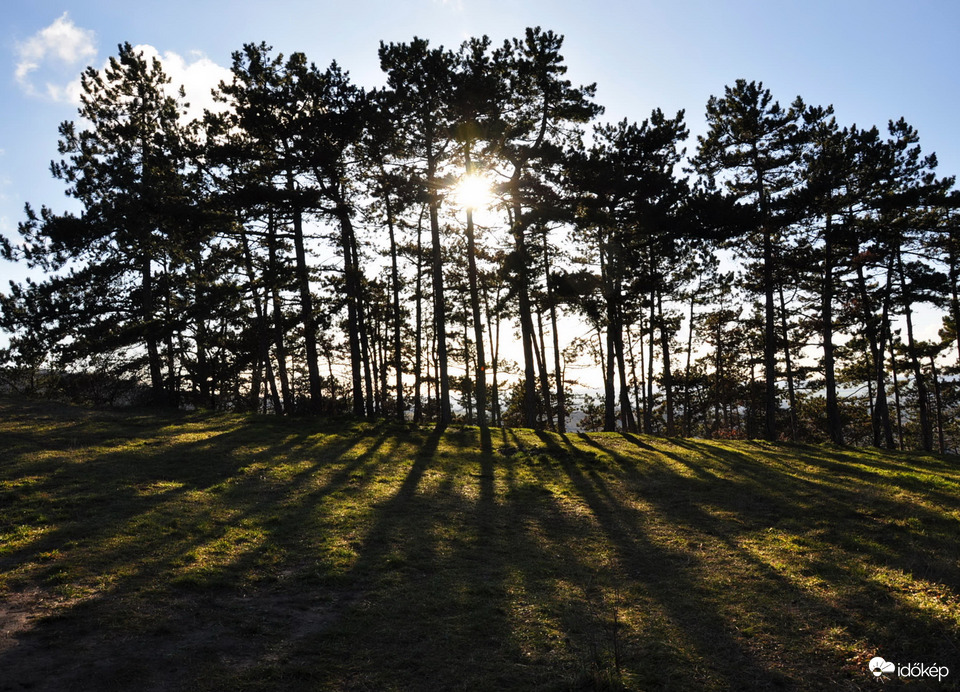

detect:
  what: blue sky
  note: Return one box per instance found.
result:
[2,0,959,288]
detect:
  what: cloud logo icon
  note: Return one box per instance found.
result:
[869,657,895,677]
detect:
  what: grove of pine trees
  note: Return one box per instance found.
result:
[2,30,959,452]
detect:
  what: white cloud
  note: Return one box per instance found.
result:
[131,45,232,122]
[15,12,97,101]
[13,17,231,120]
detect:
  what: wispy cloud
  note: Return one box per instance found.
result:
[15,12,97,101]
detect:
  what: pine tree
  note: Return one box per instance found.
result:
[5,43,193,404]
[495,27,602,429]
[212,43,328,411]
[379,38,458,425]
[695,80,804,441]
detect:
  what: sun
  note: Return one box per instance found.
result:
[452,173,493,211]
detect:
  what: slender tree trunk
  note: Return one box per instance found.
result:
[535,305,555,430]
[287,188,323,410]
[463,146,487,427]
[463,314,473,424]
[762,225,778,441]
[636,315,647,429]
[428,147,452,425]
[413,211,425,423]
[550,300,565,433]
[384,193,405,421]
[603,332,617,433]
[645,285,656,434]
[239,226,282,414]
[187,252,211,408]
[509,192,539,429]
[347,213,375,417]
[684,278,699,437]
[600,236,617,432]
[658,289,675,436]
[875,261,897,449]
[627,327,643,432]
[543,228,565,433]
[141,255,164,403]
[929,352,946,454]
[753,157,778,442]
[898,250,933,452]
[713,310,724,434]
[854,252,894,448]
[267,215,292,414]
[334,199,366,417]
[482,274,503,427]
[370,314,382,415]
[614,304,635,433]
[778,282,798,440]
[889,337,904,450]
[163,285,178,408]
[822,216,843,443]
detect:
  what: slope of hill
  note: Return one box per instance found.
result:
[1,399,958,690]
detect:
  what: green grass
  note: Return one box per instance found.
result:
[1,399,958,690]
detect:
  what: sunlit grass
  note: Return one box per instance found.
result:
[1,399,958,690]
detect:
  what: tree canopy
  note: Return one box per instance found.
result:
[3,31,959,452]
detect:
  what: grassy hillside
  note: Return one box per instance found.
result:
[1,399,958,690]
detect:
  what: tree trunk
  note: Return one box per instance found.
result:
[543,228,565,433]
[614,303,635,433]
[889,336,904,450]
[482,272,503,427]
[929,352,946,454]
[347,213,375,417]
[684,277,698,437]
[854,252,894,448]
[141,255,164,404]
[658,289,675,436]
[384,192,405,421]
[463,146,487,427]
[599,235,617,432]
[898,250,933,452]
[645,285,656,434]
[267,215,292,414]
[762,225,778,441]
[822,216,842,443]
[239,226,282,415]
[535,305,555,430]
[509,193,539,429]
[428,148,452,425]
[287,185,323,411]
[414,210,425,423]
[777,282,798,440]
[335,200,367,417]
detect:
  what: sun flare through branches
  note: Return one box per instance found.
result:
[451,173,493,211]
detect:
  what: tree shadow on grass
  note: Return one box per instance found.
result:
[528,430,803,689]
[3,404,958,691]
[267,424,547,689]
[0,407,399,691]
[569,431,960,689]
